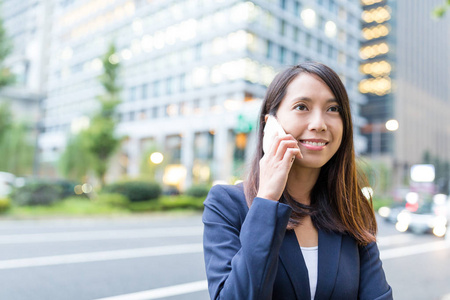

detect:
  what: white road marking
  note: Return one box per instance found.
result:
[0,226,203,244]
[94,280,208,300]
[0,243,203,270]
[377,234,417,247]
[380,240,450,260]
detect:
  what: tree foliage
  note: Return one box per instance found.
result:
[0,14,14,88]
[58,134,92,182]
[0,102,12,143]
[433,0,450,18]
[0,122,34,175]
[81,43,122,187]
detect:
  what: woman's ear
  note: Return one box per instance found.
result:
[264,114,269,123]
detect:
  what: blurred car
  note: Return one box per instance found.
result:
[396,210,447,237]
[378,205,406,224]
[378,193,449,237]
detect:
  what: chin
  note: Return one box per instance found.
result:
[294,159,327,169]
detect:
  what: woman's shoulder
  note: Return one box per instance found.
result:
[203,183,249,225]
[205,183,247,207]
[208,182,245,197]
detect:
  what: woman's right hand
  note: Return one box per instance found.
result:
[256,134,302,201]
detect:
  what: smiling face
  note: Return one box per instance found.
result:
[275,73,343,169]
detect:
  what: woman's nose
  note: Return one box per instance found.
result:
[307,112,327,132]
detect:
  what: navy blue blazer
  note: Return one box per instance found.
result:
[202,184,393,300]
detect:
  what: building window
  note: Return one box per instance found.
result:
[193,98,202,114]
[165,135,182,164]
[194,131,214,160]
[279,46,286,64]
[328,45,334,59]
[166,77,173,95]
[195,43,202,61]
[138,110,146,120]
[317,40,323,54]
[151,106,158,118]
[280,20,286,36]
[280,0,287,9]
[329,0,337,13]
[129,87,137,102]
[305,34,311,48]
[293,27,299,42]
[193,131,214,183]
[295,1,301,16]
[142,84,148,100]
[319,16,325,30]
[153,81,160,97]
[293,52,299,64]
[266,40,273,59]
[180,74,186,92]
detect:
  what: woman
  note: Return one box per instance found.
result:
[202,62,393,300]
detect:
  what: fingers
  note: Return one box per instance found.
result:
[275,140,299,160]
[283,147,301,166]
[268,134,302,161]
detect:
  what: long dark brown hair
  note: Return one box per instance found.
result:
[244,62,377,246]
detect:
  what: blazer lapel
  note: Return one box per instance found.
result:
[314,229,342,299]
[279,230,311,300]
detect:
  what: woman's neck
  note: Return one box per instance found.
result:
[286,166,321,205]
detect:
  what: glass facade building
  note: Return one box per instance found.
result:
[359,0,450,192]
[8,0,367,189]
[359,0,396,157]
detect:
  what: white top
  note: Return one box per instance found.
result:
[300,246,318,300]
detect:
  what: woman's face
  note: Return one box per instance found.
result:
[275,73,344,169]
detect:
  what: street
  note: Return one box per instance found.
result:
[0,213,449,300]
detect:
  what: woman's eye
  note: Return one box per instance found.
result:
[295,104,308,111]
[328,106,341,112]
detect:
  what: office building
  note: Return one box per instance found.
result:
[359,0,450,188]
[35,0,366,189]
[0,0,52,122]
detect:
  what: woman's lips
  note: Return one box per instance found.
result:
[299,140,329,151]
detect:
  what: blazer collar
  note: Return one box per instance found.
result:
[279,229,311,299]
[279,229,342,300]
[315,229,342,299]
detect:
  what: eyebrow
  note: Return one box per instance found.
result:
[291,97,338,103]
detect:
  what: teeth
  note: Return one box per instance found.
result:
[302,141,326,146]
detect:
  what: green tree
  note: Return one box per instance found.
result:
[82,43,122,187]
[58,134,92,182]
[0,12,14,143]
[0,122,34,175]
[0,13,14,88]
[0,102,12,143]
[433,0,450,18]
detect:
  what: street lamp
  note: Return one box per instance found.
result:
[371,119,399,159]
[148,152,164,183]
[149,152,164,164]
[385,119,399,131]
